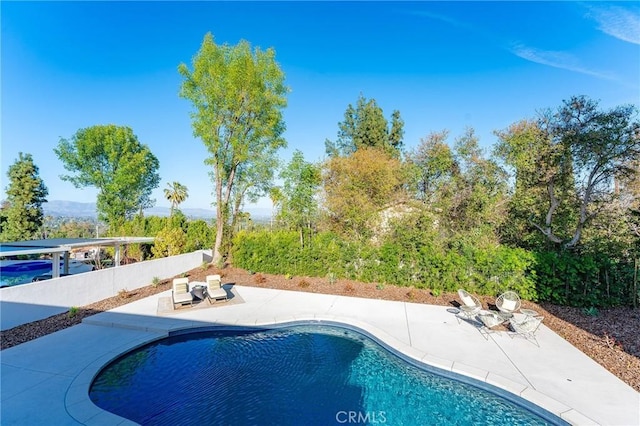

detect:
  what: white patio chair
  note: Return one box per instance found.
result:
[457,289,482,323]
[496,291,521,318]
[172,277,193,308]
[205,274,228,303]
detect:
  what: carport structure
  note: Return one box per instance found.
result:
[0,237,154,278]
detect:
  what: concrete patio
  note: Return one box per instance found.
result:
[1,285,638,425]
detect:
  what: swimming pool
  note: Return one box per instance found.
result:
[0,259,94,287]
[90,325,566,425]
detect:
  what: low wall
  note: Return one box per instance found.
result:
[0,250,213,330]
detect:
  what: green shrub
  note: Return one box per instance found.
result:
[533,250,633,307]
[232,230,537,300]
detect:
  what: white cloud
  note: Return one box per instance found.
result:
[588,5,640,45]
[510,42,615,80]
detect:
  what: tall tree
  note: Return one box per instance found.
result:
[179,33,288,264]
[164,182,189,216]
[406,130,456,203]
[1,153,48,241]
[229,143,280,237]
[322,147,406,239]
[496,96,640,249]
[278,150,321,246]
[54,125,160,231]
[325,94,404,157]
[449,128,508,232]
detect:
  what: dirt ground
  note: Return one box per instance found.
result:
[2,264,638,392]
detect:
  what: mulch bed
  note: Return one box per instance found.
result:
[2,264,638,392]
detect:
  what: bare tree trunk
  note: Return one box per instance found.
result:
[532,180,563,244]
[212,170,225,266]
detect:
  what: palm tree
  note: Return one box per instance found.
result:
[164,182,188,216]
[269,186,283,230]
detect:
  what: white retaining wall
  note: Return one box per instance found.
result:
[0,250,213,330]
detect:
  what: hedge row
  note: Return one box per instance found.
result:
[232,230,538,299]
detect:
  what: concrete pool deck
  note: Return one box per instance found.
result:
[1,285,638,425]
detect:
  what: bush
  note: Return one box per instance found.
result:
[232,230,537,300]
[533,250,633,307]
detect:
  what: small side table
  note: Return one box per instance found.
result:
[520,308,539,318]
[191,285,206,301]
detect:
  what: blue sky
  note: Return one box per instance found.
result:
[2,1,639,211]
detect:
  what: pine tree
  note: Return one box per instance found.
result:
[325,94,404,157]
[2,153,48,241]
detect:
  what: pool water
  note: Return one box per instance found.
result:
[0,260,93,287]
[90,325,564,425]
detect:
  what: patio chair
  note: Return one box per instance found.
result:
[172,277,193,308]
[496,291,521,318]
[457,289,482,322]
[509,315,544,345]
[205,274,228,303]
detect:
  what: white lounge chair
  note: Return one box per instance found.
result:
[496,291,521,318]
[205,274,228,303]
[457,289,482,321]
[172,277,193,308]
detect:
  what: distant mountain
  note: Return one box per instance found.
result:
[42,200,270,221]
[43,200,98,218]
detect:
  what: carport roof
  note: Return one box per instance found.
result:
[0,237,154,258]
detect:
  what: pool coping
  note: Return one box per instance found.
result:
[3,285,637,425]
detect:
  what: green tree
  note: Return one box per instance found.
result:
[178,33,288,265]
[1,153,48,241]
[164,181,189,216]
[322,147,406,239]
[228,145,279,237]
[448,128,508,232]
[406,130,456,203]
[496,96,640,249]
[325,94,404,157]
[278,150,321,246]
[494,120,576,248]
[54,125,160,231]
[407,129,507,236]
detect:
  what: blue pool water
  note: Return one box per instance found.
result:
[0,260,94,287]
[90,325,564,425]
[0,264,54,286]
